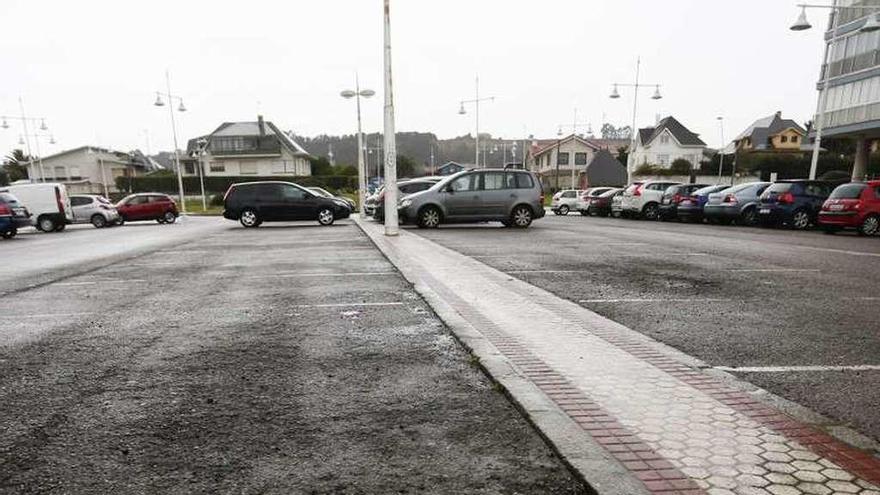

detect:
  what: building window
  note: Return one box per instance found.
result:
[240,162,258,174]
[658,154,670,166]
[69,167,82,180]
[184,163,195,174]
[575,152,588,165]
[781,136,788,143]
[660,135,670,144]
[791,136,799,143]
[54,166,67,180]
[211,137,257,153]
[557,152,570,165]
[209,162,225,173]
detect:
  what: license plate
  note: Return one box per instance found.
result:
[12,208,25,215]
[680,200,692,206]
[760,208,771,214]
[829,204,844,211]
[662,198,670,204]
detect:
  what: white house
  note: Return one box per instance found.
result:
[24,146,158,195]
[631,116,707,169]
[183,116,312,177]
[526,134,602,189]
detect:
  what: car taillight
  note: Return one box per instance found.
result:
[0,204,10,216]
[853,200,863,210]
[672,193,683,204]
[723,194,737,204]
[633,184,643,196]
[777,192,795,205]
[55,187,65,216]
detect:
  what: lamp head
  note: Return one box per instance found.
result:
[17,135,24,145]
[458,103,466,115]
[40,119,48,131]
[651,86,663,100]
[360,89,376,98]
[610,84,621,99]
[340,90,357,99]
[49,135,56,145]
[177,100,187,112]
[154,94,165,107]
[1,118,8,129]
[791,7,812,31]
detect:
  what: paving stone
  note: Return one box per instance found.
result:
[796,482,832,495]
[820,469,854,482]
[826,480,861,493]
[767,484,801,495]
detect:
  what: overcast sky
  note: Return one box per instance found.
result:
[0,0,827,158]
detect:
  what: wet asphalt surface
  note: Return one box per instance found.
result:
[0,219,587,494]
[409,211,880,442]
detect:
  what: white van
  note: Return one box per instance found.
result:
[0,183,74,232]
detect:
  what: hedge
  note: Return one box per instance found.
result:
[116,175,359,195]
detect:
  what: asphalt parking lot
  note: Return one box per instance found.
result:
[0,219,587,494]
[410,213,880,443]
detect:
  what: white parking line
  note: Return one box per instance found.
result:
[53,279,146,287]
[245,272,396,279]
[716,365,880,373]
[508,270,591,274]
[580,298,731,304]
[292,302,405,308]
[725,268,821,273]
[7,312,93,319]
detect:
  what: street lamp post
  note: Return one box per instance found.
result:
[790,2,880,180]
[341,78,376,216]
[2,101,49,182]
[153,70,188,215]
[609,58,663,185]
[193,138,209,210]
[557,108,592,189]
[458,76,495,168]
[383,0,399,236]
[717,117,726,183]
[18,132,55,183]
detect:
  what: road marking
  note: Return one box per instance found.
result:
[245,272,396,279]
[53,279,147,287]
[580,298,731,304]
[728,268,821,274]
[795,245,880,259]
[292,302,405,308]
[508,270,591,274]
[716,365,880,373]
[7,312,92,319]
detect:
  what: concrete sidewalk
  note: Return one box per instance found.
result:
[356,217,880,495]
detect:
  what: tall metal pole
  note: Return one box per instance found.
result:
[355,75,367,215]
[809,0,839,180]
[627,58,641,185]
[571,108,578,188]
[717,117,726,183]
[197,147,207,210]
[18,98,39,182]
[475,76,480,168]
[383,0,399,236]
[165,70,187,214]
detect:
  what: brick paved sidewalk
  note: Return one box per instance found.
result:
[357,218,880,495]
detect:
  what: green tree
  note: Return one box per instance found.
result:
[309,156,334,175]
[334,164,358,176]
[396,154,417,178]
[2,149,31,183]
[670,159,693,175]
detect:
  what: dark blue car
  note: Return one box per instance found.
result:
[676,185,729,222]
[0,191,31,239]
[757,180,834,230]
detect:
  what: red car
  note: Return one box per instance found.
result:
[116,193,179,225]
[818,180,880,236]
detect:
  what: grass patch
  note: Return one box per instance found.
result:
[183,198,223,216]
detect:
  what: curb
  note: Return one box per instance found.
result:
[353,216,648,495]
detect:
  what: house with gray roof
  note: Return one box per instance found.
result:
[631,116,707,169]
[25,146,159,195]
[732,112,807,154]
[183,115,312,177]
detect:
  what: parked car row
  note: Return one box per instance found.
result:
[0,182,182,240]
[570,178,880,236]
[364,169,546,229]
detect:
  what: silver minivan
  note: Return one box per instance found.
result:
[397,169,545,228]
[70,194,121,228]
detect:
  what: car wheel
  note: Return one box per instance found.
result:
[511,205,533,228]
[2,228,16,239]
[791,209,811,230]
[740,207,758,227]
[163,211,177,224]
[91,214,107,228]
[116,217,125,226]
[240,209,260,228]
[859,214,879,236]
[317,207,335,226]
[558,205,570,215]
[642,203,660,221]
[37,216,56,232]
[418,206,442,229]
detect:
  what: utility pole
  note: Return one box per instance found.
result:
[383,0,399,236]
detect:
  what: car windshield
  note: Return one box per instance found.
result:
[829,183,867,199]
[309,188,333,198]
[0,193,19,204]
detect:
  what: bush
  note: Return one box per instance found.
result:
[670,159,693,175]
[634,164,682,177]
[117,175,360,195]
[209,194,225,206]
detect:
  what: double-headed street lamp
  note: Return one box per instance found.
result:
[18,131,56,183]
[609,58,663,185]
[458,76,495,168]
[153,71,188,215]
[2,98,50,182]
[340,78,376,215]
[790,2,880,180]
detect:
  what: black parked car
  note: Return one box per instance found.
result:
[223,181,352,228]
[658,184,713,221]
[757,180,833,230]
